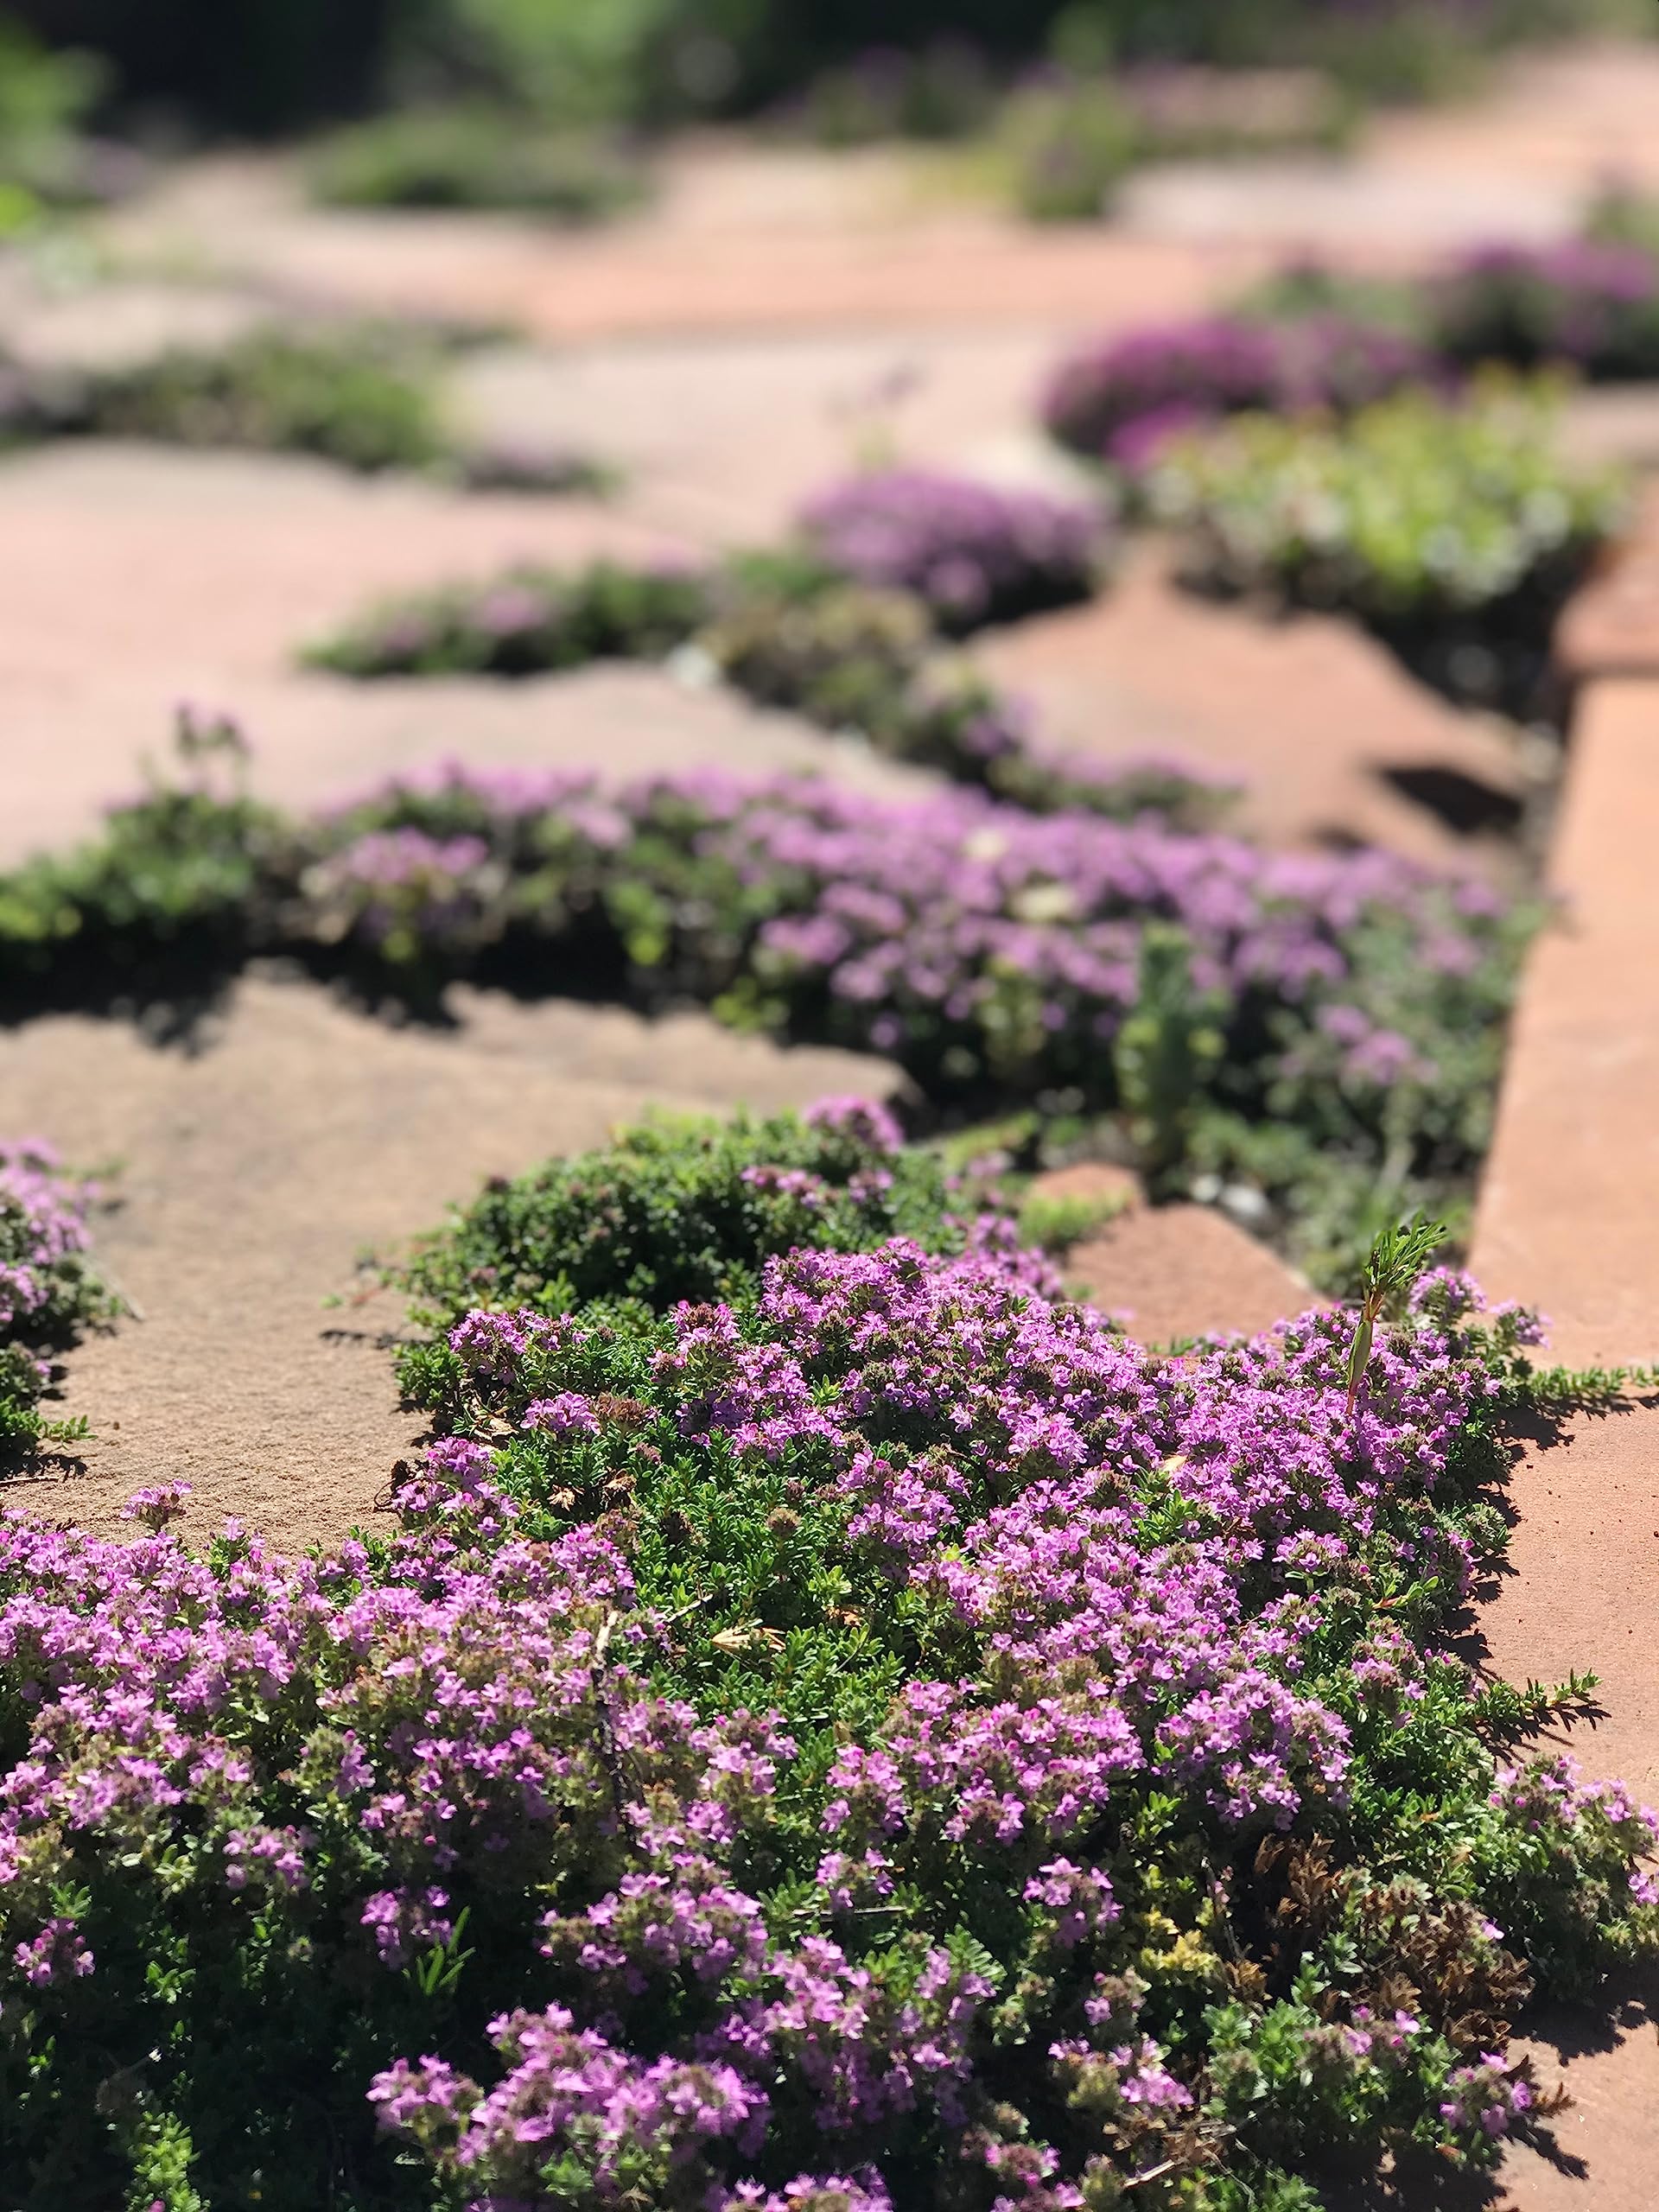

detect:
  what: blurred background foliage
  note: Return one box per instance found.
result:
[3,0,1649,138]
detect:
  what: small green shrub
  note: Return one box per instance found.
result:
[1113,923,1225,1182]
[1230,259,1432,340]
[1001,74,1138,222]
[72,327,448,474]
[456,437,617,495]
[0,11,114,209]
[306,558,718,678]
[390,1103,957,1337]
[1014,1179,1132,1250]
[309,105,649,219]
[785,36,997,143]
[1584,183,1659,262]
[702,582,934,730]
[0,710,289,990]
[1149,378,1628,715]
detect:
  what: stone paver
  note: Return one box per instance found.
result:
[1471,680,1659,1366]
[1557,481,1659,681]
[1560,387,1659,482]
[0,975,901,1552]
[976,550,1527,875]
[1062,1201,1325,1344]
[450,329,1072,543]
[98,145,1262,342]
[87,42,1659,351]
[0,442,936,864]
[1119,154,1574,253]
[1126,41,1659,253]
[1468,674,1659,2207]
[1479,1402,1659,2212]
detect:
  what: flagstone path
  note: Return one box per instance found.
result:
[3,43,1659,2200]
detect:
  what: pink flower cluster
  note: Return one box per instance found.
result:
[3,1201,1652,2200]
[0,1139,97,1334]
[798,467,1106,630]
[1042,314,1437,467]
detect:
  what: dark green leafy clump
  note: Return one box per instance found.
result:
[1001,74,1139,222]
[67,327,449,474]
[391,1104,958,1342]
[309,105,649,219]
[306,557,720,678]
[701,581,933,730]
[0,710,292,998]
[1149,378,1627,716]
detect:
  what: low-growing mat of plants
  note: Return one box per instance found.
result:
[0,321,607,490]
[2,1093,1657,2211]
[308,362,1626,734]
[1,706,1527,1287]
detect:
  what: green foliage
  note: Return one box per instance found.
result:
[23,0,1654,142]
[1113,925,1225,1181]
[73,327,448,474]
[309,105,649,219]
[1230,259,1431,339]
[1585,183,1659,261]
[395,0,694,125]
[1151,378,1628,715]
[1015,1180,1132,1251]
[1001,75,1138,222]
[0,12,106,208]
[702,582,934,732]
[306,557,718,678]
[0,710,286,991]
[1344,1213,1446,1412]
[390,1107,956,1340]
[787,36,997,143]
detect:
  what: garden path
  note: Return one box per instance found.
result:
[4,48,1659,2197]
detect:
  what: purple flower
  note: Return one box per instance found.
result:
[1042,314,1437,465]
[799,468,1106,630]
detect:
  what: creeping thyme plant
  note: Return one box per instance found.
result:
[0,726,1526,1283]
[0,1138,115,1452]
[0,1104,1654,2209]
[1146,380,1624,715]
[301,474,1137,817]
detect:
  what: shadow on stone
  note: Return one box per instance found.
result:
[1378,762,1525,840]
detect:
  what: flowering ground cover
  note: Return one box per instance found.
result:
[1039,315,1439,471]
[0,326,451,474]
[306,470,1109,671]
[1,1103,1654,2209]
[302,504,1176,821]
[0,1137,116,1453]
[796,471,1108,632]
[1240,231,1659,385]
[0,727,1524,1283]
[1427,238,1659,380]
[1146,381,1625,716]
[0,324,608,486]
[1049,219,1659,480]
